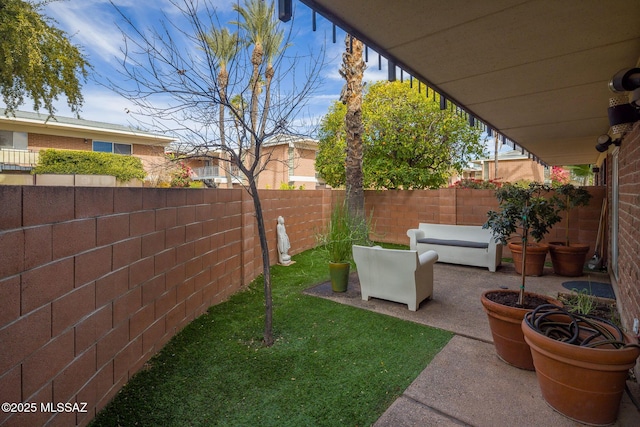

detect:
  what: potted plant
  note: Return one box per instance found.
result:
[481,182,562,370]
[317,202,369,292]
[548,183,593,276]
[522,305,640,425]
[485,182,561,278]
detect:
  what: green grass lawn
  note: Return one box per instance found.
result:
[90,246,453,427]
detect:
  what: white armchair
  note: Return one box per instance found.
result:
[352,245,438,311]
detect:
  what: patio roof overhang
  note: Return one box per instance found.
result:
[299,0,640,166]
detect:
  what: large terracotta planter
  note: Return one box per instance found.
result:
[480,290,561,370]
[328,262,350,292]
[548,242,589,276]
[508,242,548,276]
[522,312,640,426]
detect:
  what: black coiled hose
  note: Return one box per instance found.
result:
[524,304,640,411]
[523,304,638,349]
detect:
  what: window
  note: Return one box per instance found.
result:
[0,131,28,149]
[92,141,132,155]
[288,146,295,176]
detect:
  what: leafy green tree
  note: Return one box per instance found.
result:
[317,81,486,189]
[0,0,89,117]
[316,102,347,187]
[565,164,593,186]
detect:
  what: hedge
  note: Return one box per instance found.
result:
[32,149,146,182]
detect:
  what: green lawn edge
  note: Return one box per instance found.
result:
[90,246,453,427]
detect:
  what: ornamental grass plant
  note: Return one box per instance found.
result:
[316,201,372,263]
[90,246,452,427]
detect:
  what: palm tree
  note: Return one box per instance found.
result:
[204,27,241,188]
[259,27,286,138]
[232,0,284,148]
[566,164,593,186]
[230,94,248,185]
[339,34,366,220]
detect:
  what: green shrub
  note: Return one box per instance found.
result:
[32,149,146,182]
[279,182,296,190]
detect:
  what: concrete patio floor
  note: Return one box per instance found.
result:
[304,262,640,427]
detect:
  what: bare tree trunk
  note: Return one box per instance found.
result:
[248,177,273,346]
[340,34,366,220]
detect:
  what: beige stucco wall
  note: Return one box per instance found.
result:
[483,158,547,183]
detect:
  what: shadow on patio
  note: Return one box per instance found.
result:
[305,262,640,427]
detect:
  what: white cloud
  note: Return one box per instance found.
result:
[48,87,137,126]
[45,2,125,65]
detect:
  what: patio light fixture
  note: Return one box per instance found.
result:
[278,0,292,22]
[595,134,621,153]
[607,68,640,136]
[609,67,640,93]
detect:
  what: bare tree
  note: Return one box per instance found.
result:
[109,0,324,346]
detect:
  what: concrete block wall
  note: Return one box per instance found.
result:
[364,187,604,261]
[0,185,607,426]
[242,190,330,283]
[0,186,247,427]
[364,189,499,245]
[546,186,605,260]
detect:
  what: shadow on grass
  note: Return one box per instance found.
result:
[90,246,453,427]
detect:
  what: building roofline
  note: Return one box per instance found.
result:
[0,110,175,146]
[263,133,318,149]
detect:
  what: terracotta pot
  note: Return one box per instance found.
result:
[548,242,589,277]
[508,242,548,276]
[328,262,350,292]
[522,313,640,425]
[480,289,561,370]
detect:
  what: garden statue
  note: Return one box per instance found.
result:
[277,216,293,265]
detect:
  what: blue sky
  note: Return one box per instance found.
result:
[7,0,503,154]
[33,0,389,133]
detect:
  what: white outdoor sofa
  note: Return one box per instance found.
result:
[407,223,502,272]
[352,245,438,311]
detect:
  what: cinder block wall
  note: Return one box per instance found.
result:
[0,189,233,425]
[0,185,605,426]
[364,187,603,261]
[240,190,329,285]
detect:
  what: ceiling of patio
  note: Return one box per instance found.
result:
[299,0,640,166]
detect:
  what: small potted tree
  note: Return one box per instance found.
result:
[548,183,592,276]
[317,202,370,292]
[480,182,562,370]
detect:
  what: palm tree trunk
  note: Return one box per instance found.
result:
[249,44,263,185]
[219,69,234,188]
[341,34,366,220]
[259,65,274,139]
